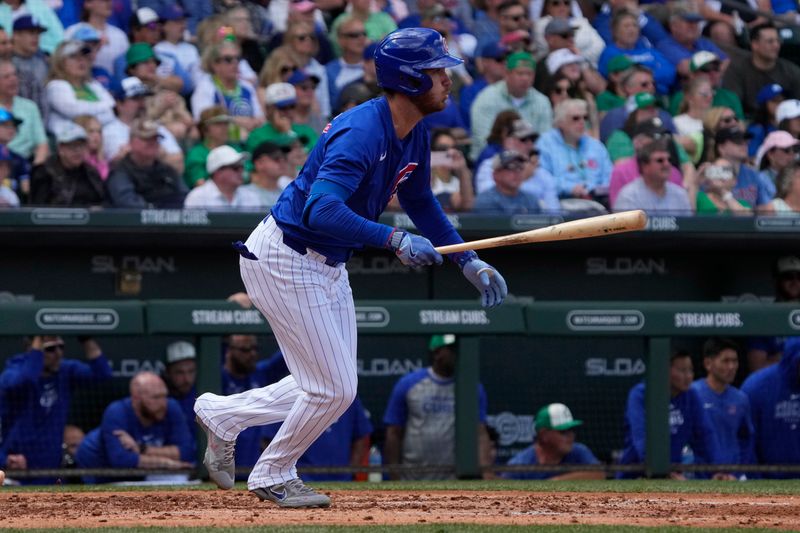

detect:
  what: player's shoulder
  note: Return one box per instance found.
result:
[323,97,387,135]
[393,368,431,389]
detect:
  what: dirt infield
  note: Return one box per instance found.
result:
[3,489,800,529]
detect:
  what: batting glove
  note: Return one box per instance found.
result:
[462,258,508,308]
[389,230,443,267]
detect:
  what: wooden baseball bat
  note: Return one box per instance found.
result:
[434,210,648,255]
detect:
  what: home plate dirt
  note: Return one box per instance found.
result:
[3,490,799,529]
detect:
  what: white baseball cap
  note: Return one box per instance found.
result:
[56,123,88,144]
[135,7,159,26]
[776,99,800,124]
[265,82,297,108]
[546,48,584,75]
[206,145,249,174]
[166,341,196,364]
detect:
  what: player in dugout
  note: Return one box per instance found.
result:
[193,27,507,508]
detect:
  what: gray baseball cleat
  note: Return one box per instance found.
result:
[195,416,236,490]
[251,478,331,508]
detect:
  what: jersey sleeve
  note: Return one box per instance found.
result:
[65,354,113,383]
[382,375,414,427]
[100,401,139,469]
[569,443,601,465]
[166,399,194,463]
[626,383,647,460]
[314,123,379,194]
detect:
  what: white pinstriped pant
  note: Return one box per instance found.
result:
[194,216,358,489]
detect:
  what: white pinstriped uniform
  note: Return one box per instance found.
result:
[194,216,358,489]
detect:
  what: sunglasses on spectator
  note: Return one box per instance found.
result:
[223,164,244,172]
[719,115,737,125]
[296,82,316,91]
[772,146,798,154]
[432,144,454,151]
[43,343,65,353]
[570,114,589,122]
[294,33,316,41]
[341,31,367,39]
[650,156,670,164]
[549,0,569,5]
[277,104,297,111]
[699,64,721,73]
[144,22,160,31]
[280,65,297,75]
[503,14,525,21]
[638,80,655,89]
[530,148,540,156]
[217,55,240,64]
[552,86,570,95]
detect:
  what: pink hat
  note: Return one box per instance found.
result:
[290,0,317,12]
[755,130,799,168]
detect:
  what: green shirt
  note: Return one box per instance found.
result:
[606,130,691,164]
[669,88,744,119]
[596,91,625,112]
[8,96,47,159]
[184,142,244,188]
[245,123,318,153]
[696,190,751,214]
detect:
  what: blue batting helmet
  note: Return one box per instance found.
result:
[374,28,463,96]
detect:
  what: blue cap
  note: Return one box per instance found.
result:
[287,69,320,86]
[73,25,101,42]
[363,42,379,61]
[757,83,784,106]
[0,144,12,162]
[13,15,46,32]
[158,4,186,21]
[479,42,507,60]
[0,107,22,126]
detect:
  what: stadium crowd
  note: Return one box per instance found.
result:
[0,0,797,215]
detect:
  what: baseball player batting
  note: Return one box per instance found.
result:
[193,27,507,508]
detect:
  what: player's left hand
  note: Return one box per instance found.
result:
[462,258,507,308]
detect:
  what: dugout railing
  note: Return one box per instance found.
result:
[1,299,799,481]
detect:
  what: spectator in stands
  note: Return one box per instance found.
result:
[265,0,333,66]
[669,52,743,121]
[503,403,603,480]
[155,5,200,88]
[64,0,129,75]
[537,99,612,201]
[325,16,366,116]
[613,137,692,214]
[162,340,197,445]
[45,40,116,135]
[691,338,753,479]
[11,15,49,121]
[776,99,800,140]
[419,5,475,89]
[0,58,47,165]
[606,93,684,164]
[597,9,676,95]
[384,334,491,480]
[764,163,800,215]
[429,128,474,212]
[596,55,633,115]
[106,118,188,208]
[470,51,552,160]
[747,84,785,157]
[0,335,111,484]
[288,68,325,134]
[533,0,604,66]
[742,337,800,478]
[330,0,397,53]
[184,106,238,189]
[722,23,800,118]
[333,81,373,117]
[714,126,773,210]
[539,49,601,135]
[747,256,800,372]
[458,43,507,129]
[262,394,373,481]
[246,82,318,153]
[30,123,107,207]
[72,114,108,181]
[599,64,677,143]
[223,5,269,78]
[700,106,740,165]
[75,371,194,483]
[184,145,260,209]
[544,72,576,114]
[618,349,718,479]
[239,141,292,208]
[592,0,669,46]
[71,25,112,89]
[695,158,752,215]
[0,27,11,60]
[755,131,799,200]
[673,77,714,163]
[0,0,63,56]
[282,20,330,120]
[657,3,728,80]
[471,0,503,56]
[0,107,30,200]
[0,147,19,206]
[191,39,264,142]
[474,149,542,214]
[102,76,184,173]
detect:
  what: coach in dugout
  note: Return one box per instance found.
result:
[76,371,193,483]
[0,335,111,484]
[502,403,604,480]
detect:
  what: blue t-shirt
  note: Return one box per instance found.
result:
[473,188,542,214]
[741,337,800,478]
[657,36,727,70]
[76,397,193,482]
[262,395,373,481]
[271,96,460,263]
[502,443,600,480]
[732,164,773,207]
[690,379,753,466]
[598,43,676,95]
[0,350,112,483]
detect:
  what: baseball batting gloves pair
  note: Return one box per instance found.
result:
[388,230,508,307]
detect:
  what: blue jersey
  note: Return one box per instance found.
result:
[0,350,112,483]
[618,382,718,478]
[222,368,266,470]
[262,395,373,481]
[741,337,800,478]
[502,443,600,480]
[76,397,193,482]
[169,385,197,456]
[690,379,754,466]
[271,96,459,263]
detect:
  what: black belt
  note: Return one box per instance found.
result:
[282,233,341,267]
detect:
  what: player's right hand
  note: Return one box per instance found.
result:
[391,231,443,267]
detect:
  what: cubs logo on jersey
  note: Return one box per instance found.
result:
[390,163,418,196]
